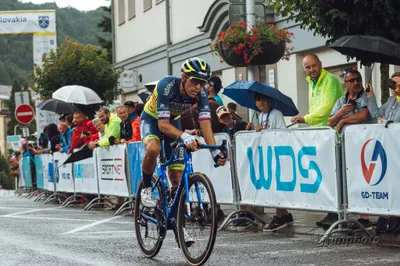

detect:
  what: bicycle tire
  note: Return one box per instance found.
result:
[177,172,218,266]
[134,175,164,258]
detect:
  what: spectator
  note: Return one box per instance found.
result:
[328,69,371,132]
[45,123,61,153]
[131,103,144,142]
[56,123,72,153]
[92,118,106,140]
[216,106,253,137]
[68,112,90,153]
[367,75,400,122]
[86,120,99,141]
[124,101,137,120]
[113,105,132,144]
[291,54,343,126]
[291,55,343,228]
[65,114,74,129]
[88,108,121,150]
[182,100,224,135]
[206,76,224,106]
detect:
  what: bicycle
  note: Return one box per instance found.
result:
[134,138,228,266]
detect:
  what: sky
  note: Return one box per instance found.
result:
[20,0,110,11]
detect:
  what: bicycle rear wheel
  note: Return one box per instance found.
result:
[134,175,165,258]
[177,172,218,266]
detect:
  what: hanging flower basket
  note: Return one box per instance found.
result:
[210,22,294,67]
[217,40,286,67]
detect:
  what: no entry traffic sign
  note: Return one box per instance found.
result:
[15,104,34,124]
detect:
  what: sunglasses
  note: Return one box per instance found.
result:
[345,77,362,83]
[185,75,207,87]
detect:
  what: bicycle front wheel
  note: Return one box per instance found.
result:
[134,175,164,258]
[177,172,218,266]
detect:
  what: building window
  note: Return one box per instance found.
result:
[143,0,152,11]
[128,0,135,20]
[118,0,126,25]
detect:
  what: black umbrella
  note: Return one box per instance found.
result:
[38,99,80,114]
[329,35,400,66]
[59,144,92,166]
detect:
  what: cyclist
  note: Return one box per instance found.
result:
[140,57,227,208]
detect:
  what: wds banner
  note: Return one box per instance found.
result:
[344,124,400,215]
[235,128,339,212]
[34,155,44,189]
[95,145,129,197]
[0,10,56,34]
[22,157,33,187]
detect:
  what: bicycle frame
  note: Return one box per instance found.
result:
[141,142,221,230]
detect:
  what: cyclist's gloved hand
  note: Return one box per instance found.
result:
[211,149,226,166]
[180,133,198,151]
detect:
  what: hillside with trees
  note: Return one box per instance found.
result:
[0,0,111,85]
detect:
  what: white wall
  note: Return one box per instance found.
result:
[114,0,167,62]
[170,0,215,43]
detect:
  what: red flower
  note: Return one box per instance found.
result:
[250,35,259,41]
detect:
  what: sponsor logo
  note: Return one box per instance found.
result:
[361,139,387,186]
[100,158,123,181]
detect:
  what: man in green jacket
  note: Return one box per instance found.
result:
[88,108,121,150]
[291,54,343,126]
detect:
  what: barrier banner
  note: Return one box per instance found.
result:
[128,142,146,196]
[41,153,52,191]
[18,160,25,187]
[22,157,33,187]
[344,124,400,215]
[95,145,129,197]
[235,128,338,211]
[73,156,98,194]
[34,155,44,189]
[48,161,55,192]
[191,133,233,204]
[53,152,74,193]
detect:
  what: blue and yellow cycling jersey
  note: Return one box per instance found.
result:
[144,76,211,121]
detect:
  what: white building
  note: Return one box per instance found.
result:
[111,0,397,122]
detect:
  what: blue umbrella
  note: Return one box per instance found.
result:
[223,80,298,116]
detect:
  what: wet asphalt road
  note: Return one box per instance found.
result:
[1,195,400,266]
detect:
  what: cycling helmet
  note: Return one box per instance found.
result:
[181,57,212,82]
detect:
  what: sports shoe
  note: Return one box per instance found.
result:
[283,213,294,226]
[183,227,195,247]
[375,217,389,234]
[140,187,157,208]
[349,218,374,230]
[263,216,288,232]
[316,213,338,227]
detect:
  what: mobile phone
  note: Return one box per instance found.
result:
[386,78,395,90]
[82,131,90,136]
[347,99,357,108]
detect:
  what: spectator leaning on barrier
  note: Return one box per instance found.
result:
[366,74,400,123]
[131,103,144,142]
[328,69,372,133]
[291,54,344,126]
[88,108,121,150]
[56,122,72,153]
[216,106,253,138]
[92,118,106,140]
[124,101,137,121]
[112,105,132,145]
[206,76,224,106]
[68,112,90,153]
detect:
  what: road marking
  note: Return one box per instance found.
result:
[2,207,61,217]
[0,215,97,222]
[62,216,122,235]
[77,230,134,235]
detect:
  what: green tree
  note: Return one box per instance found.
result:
[32,37,122,106]
[271,0,400,104]
[97,5,113,63]
[0,153,13,189]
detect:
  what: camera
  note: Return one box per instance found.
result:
[386,78,396,90]
[347,99,357,109]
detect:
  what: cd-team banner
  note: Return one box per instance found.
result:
[0,10,56,34]
[344,124,400,215]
